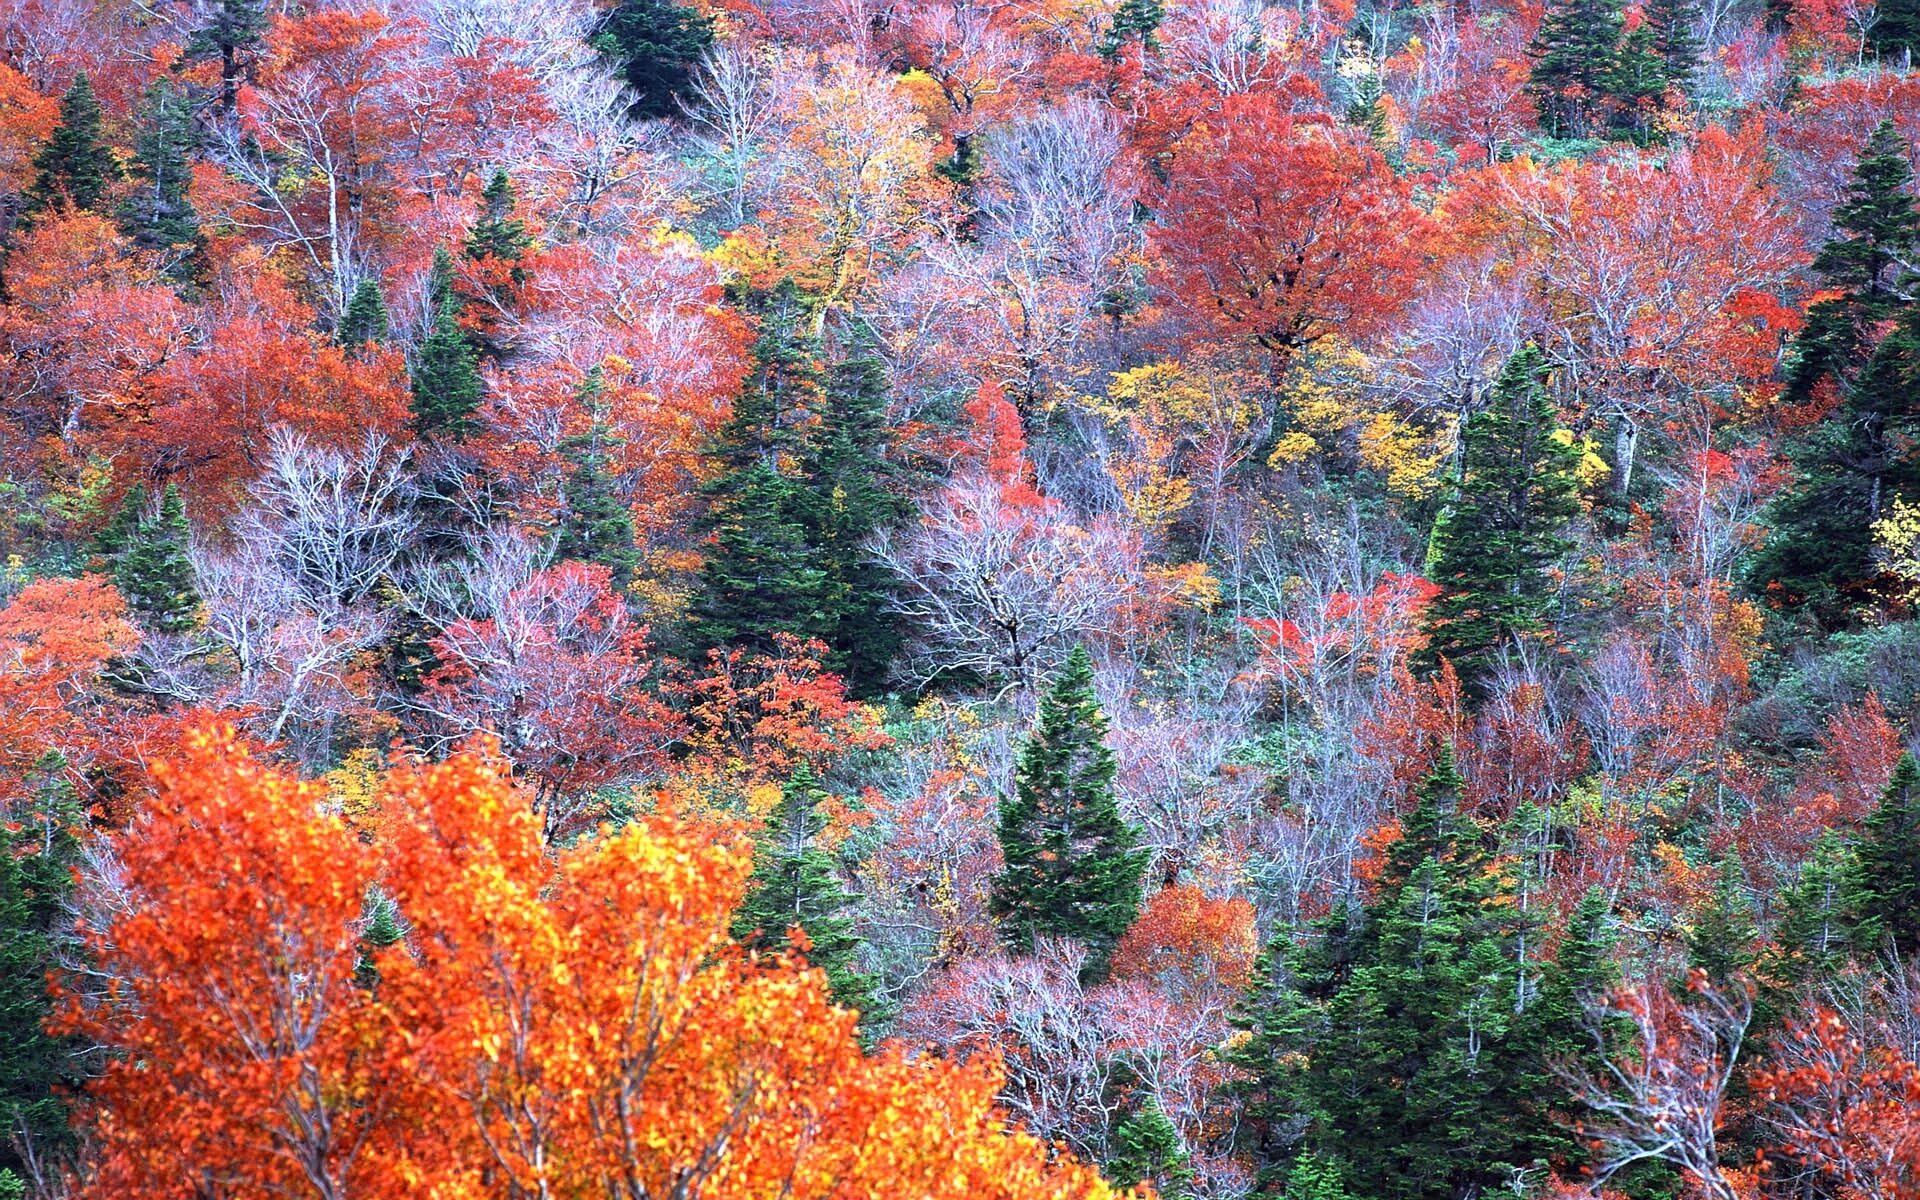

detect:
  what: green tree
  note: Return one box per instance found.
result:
[185,0,268,111]
[21,73,120,222]
[1645,0,1702,97]
[1872,0,1920,58]
[591,0,715,121]
[1099,0,1166,58]
[685,461,841,654]
[1281,1154,1355,1200]
[1518,885,1621,1174]
[410,248,486,440]
[337,276,391,349]
[1605,22,1667,143]
[114,484,200,636]
[92,484,148,568]
[1527,0,1625,137]
[118,81,204,287]
[989,646,1146,983]
[730,764,881,1021]
[1418,345,1584,694]
[1847,752,1920,957]
[1686,861,1760,993]
[463,170,530,280]
[555,370,640,591]
[1106,1099,1193,1199]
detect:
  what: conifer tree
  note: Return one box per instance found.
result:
[463,170,530,281]
[1527,0,1625,137]
[1518,885,1621,1171]
[119,81,204,287]
[1646,0,1703,96]
[186,0,268,112]
[1099,0,1166,58]
[555,370,640,591]
[354,892,406,991]
[990,647,1146,983]
[1106,1100,1193,1199]
[731,764,880,1020]
[1418,345,1584,694]
[685,461,841,654]
[92,484,148,568]
[114,484,200,636]
[1847,752,1920,957]
[337,276,391,350]
[1872,0,1920,57]
[1685,861,1760,992]
[591,0,715,121]
[1606,22,1667,143]
[410,248,486,441]
[1281,1154,1354,1200]
[21,73,120,223]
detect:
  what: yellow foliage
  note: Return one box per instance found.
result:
[1873,497,1920,603]
[324,748,386,834]
[1549,427,1612,488]
[1263,340,1447,498]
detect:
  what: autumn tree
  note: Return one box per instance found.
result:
[1418,345,1584,693]
[990,646,1147,983]
[20,73,118,223]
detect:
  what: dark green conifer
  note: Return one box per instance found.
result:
[1106,1099,1193,1198]
[1847,752,1920,957]
[1099,0,1166,58]
[92,484,148,568]
[21,73,120,222]
[556,369,640,591]
[185,0,268,111]
[118,81,204,287]
[410,248,486,440]
[989,646,1146,983]
[1418,345,1584,694]
[114,484,200,636]
[1872,0,1920,57]
[1282,1154,1355,1200]
[591,0,715,121]
[464,170,530,282]
[685,461,841,654]
[337,276,391,350]
[1527,0,1625,137]
[1606,22,1667,143]
[1645,0,1703,96]
[1685,862,1760,992]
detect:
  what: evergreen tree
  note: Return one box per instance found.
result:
[410,248,486,440]
[555,370,640,591]
[1099,0,1166,58]
[684,461,842,654]
[730,764,881,1020]
[1518,885,1621,1173]
[114,484,200,636]
[1872,0,1920,58]
[1106,1099,1194,1199]
[989,646,1147,983]
[1418,345,1584,694]
[463,170,530,281]
[185,0,269,112]
[92,484,148,568]
[1281,1154,1355,1200]
[1345,69,1389,141]
[1605,22,1667,143]
[0,759,85,1179]
[21,73,120,223]
[1645,0,1703,96]
[1527,0,1625,137]
[1847,752,1920,957]
[118,81,204,287]
[1685,861,1760,993]
[591,0,716,121]
[337,276,391,350]
[354,892,406,992]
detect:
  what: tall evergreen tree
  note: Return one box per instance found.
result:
[1527,0,1625,137]
[337,276,391,350]
[185,0,268,112]
[1418,345,1584,694]
[463,170,530,280]
[1099,0,1166,58]
[1847,752,1920,957]
[685,461,842,654]
[591,0,716,121]
[1645,0,1703,96]
[21,73,120,223]
[1685,861,1760,992]
[92,484,148,568]
[118,81,204,287]
[1871,0,1920,58]
[1517,886,1621,1173]
[1106,1099,1193,1199]
[1605,22,1667,143]
[409,248,486,440]
[730,764,881,1021]
[989,646,1147,983]
[555,370,640,591]
[114,484,200,636]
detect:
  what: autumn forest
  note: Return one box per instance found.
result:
[0,0,1918,1196]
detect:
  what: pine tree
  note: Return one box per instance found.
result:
[1281,1154,1355,1200]
[337,276,391,350]
[1847,752,1920,957]
[1099,0,1166,58]
[1685,861,1759,992]
[0,759,84,1180]
[21,73,120,223]
[1645,0,1703,97]
[730,764,881,1020]
[1527,0,1626,137]
[1106,1099,1193,1199]
[114,484,200,636]
[1606,22,1667,143]
[556,370,640,591]
[990,646,1146,983]
[1418,345,1584,695]
[185,0,268,112]
[92,484,148,569]
[118,81,204,287]
[591,0,716,121]
[410,248,486,441]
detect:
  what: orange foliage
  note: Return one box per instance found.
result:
[1110,884,1258,1003]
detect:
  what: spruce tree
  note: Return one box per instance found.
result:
[1418,345,1584,694]
[1685,861,1760,993]
[1645,0,1702,97]
[21,73,120,222]
[591,0,715,121]
[1099,0,1166,58]
[684,461,841,654]
[337,276,391,350]
[1527,0,1625,137]
[185,0,268,112]
[1282,1154,1355,1200]
[1106,1100,1194,1199]
[1847,752,1920,957]
[1606,22,1667,143]
[1872,0,1920,57]
[92,484,148,568]
[1517,886,1621,1174]
[555,370,640,591]
[118,81,204,287]
[989,646,1147,983]
[730,764,881,1020]
[114,484,200,635]
[464,170,530,280]
[410,248,486,441]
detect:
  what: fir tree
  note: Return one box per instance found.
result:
[185,0,269,112]
[1605,22,1667,143]
[1106,1099,1194,1199]
[92,484,148,568]
[118,81,204,287]
[410,248,486,440]
[1685,861,1759,993]
[1282,1154,1355,1200]
[1527,0,1626,137]
[1847,752,1920,957]
[684,461,842,654]
[464,170,530,280]
[1099,0,1166,58]
[1519,886,1621,1174]
[21,73,120,223]
[591,0,716,121]
[1872,0,1920,57]
[989,646,1147,983]
[354,892,406,991]
[1345,68,1390,141]
[1418,345,1584,694]
[1645,0,1703,97]
[730,764,881,1020]
[337,276,391,350]
[114,484,200,636]
[555,370,640,591]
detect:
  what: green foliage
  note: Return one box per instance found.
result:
[591,0,715,121]
[1281,1153,1354,1200]
[113,484,201,636]
[1099,0,1165,58]
[22,73,120,223]
[464,170,530,280]
[119,80,205,288]
[410,247,486,440]
[1527,0,1624,137]
[1645,0,1702,96]
[686,460,842,654]
[185,0,268,109]
[1848,752,1920,957]
[1685,861,1760,991]
[990,646,1146,983]
[556,370,640,591]
[337,276,391,349]
[1418,345,1583,694]
[731,764,881,1023]
[1106,1099,1193,1199]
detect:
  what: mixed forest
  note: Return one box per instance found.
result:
[2,0,1920,1196]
